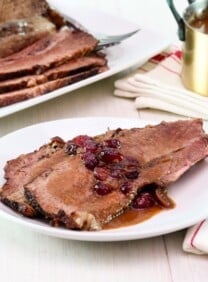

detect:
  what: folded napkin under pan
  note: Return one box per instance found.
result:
[114,49,208,120]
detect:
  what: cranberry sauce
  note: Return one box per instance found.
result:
[64,134,174,231]
[65,134,140,196]
[65,134,174,212]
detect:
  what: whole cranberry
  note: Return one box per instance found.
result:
[111,169,123,179]
[120,182,132,194]
[94,182,112,195]
[132,192,155,209]
[94,167,109,181]
[104,139,121,148]
[81,151,98,169]
[99,148,123,163]
[73,135,92,147]
[84,139,98,153]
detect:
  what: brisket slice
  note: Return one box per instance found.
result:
[111,119,206,164]
[0,137,65,217]
[0,66,106,107]
[0,55,107,93]
[0,0,71,30]
[0,28,98,80]
[0,16,56,58]
[0,0,80,57]
[21,119,207,230]
[0,0,50,23]
[24,133,208,231]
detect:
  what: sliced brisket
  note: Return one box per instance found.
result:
[2,119,207,229]
[0,28,98,80]
[0,55,107,94]
[0,16,56,58]
[112,119,205,164]
[0,0,69,30]
[0,0,50,23]
[0,65,106,107]
[0,0,107,107]
[24,121,208,230]
[25,136,208,230]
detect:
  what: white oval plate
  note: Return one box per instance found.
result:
[1,117,208,241]
[0,1,170,118]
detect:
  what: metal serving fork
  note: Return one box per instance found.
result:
[63,13,140,50]
[95,29,140,50]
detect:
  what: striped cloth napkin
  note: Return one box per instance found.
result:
[183,220,208,255]
[114,47,208,120]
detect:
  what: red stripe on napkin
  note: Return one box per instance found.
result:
[190,220,206,248]
[159,63,181,76]
[151,53,168,62]
[173,50,182,60]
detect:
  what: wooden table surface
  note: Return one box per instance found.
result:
[0,1,207,281]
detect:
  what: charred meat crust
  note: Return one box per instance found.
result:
[24,187,100,230]
[0,197,37,217]
[24,188,48,218]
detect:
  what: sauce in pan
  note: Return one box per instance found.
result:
[189,9,208,34]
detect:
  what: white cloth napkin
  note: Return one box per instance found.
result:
[114,48,208,120]
[183,220,208,255]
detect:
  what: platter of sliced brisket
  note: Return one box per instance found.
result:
[0,0,108,110]
[0,117,208,241]
[0,0,169,118]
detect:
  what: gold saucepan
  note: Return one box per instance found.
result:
[167,0,208,96]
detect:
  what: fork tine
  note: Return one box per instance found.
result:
[97,29,140,43]
[96,29,140,50]
[95,42,120,51]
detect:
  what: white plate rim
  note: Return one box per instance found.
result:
[0,117,208,242]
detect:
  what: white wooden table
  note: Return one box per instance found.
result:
[0,1,207,281]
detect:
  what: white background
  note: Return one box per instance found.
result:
[66,0,187,43]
